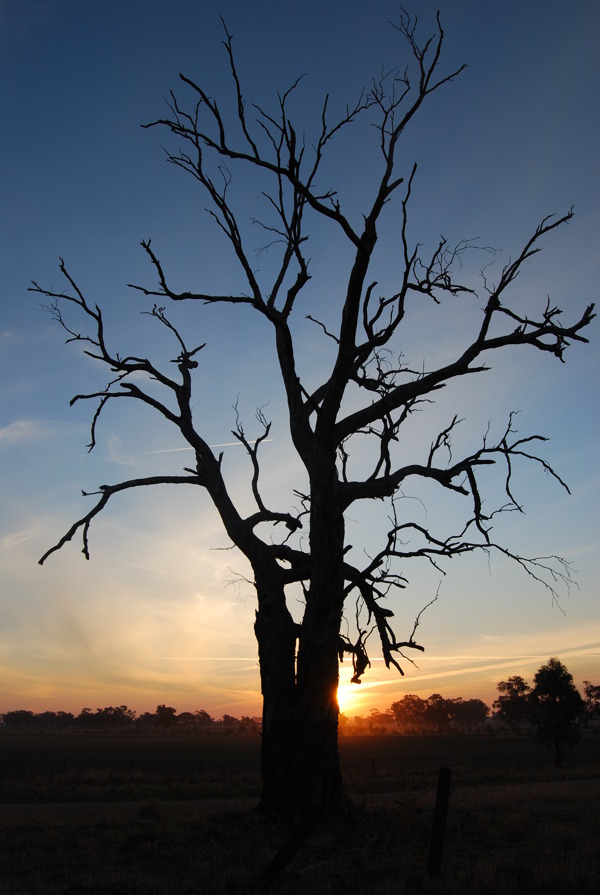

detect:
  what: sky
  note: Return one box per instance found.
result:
[1,0,599,720]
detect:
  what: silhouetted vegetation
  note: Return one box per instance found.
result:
[3,660,595,744]
[583,680,600,721]
[491,658,596,766]
[530,657,586,765]
[0,704,260,735]
[492,675,531,731]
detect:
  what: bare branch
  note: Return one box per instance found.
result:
[128,240,256,306]
[336,213,594,443]
[38,475,201,564]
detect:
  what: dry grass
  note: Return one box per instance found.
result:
[1,733,598,893]
[1,777,598,894]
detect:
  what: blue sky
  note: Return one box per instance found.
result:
[1,0,598,718]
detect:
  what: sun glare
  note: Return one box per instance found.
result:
[337,684,360,716]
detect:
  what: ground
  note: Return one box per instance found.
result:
[1,732,598,893]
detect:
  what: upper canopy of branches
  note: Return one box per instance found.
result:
[30,11,595,680]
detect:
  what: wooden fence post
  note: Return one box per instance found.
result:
[427,766,452,879]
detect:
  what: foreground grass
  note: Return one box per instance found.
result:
[1,734,598,893]
[1,731,598,804]
[1,777,599,894]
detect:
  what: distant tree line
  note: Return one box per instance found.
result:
[0,704,261,735]
[341,694,491,735]
[341,659,599,761]
[3,660,597,755]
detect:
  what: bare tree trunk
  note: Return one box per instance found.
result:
[254,470,350,822]
[258,612,348,821]
[279,465,350,819]
[291,619,349,819]
[253,568,298,817]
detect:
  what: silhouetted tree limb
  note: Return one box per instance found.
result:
[38,474,202,563]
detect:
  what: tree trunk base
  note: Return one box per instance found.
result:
[258,725,350,824]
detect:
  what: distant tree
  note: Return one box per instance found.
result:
[238,715,261,734]
[93,705,136,728]
[367,708,395,733]
[389,694,427,730]
[338,713,349,733]
[582,681,600,723]
[55,711,75,729]
[176,711,197,729]
[389,694,489,732]
[32,710,75,729]
[221,714,238,729]
[423,694,452,731]
[530,658,584,765]
[493,675,532,731]
[77,707,96,729]
[2,710,36,728]
[448,697,489,730]
[136,711,157,729]
[34,711,58,728]
[31,12,594,819]
[194,709,214,727]
[350,715,367,732]
[155,704,178,728]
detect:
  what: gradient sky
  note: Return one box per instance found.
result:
[1,0,598,720]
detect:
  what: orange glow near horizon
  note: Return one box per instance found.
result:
[337,683,362,716]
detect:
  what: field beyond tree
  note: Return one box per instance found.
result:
[1,730,598,894]
[1,729,599,803]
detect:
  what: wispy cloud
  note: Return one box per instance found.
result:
[0,418,83,448]
[158,656,258,661]
[339,635,600,712]
[0,419,42,447]
[0,530,37,551]
[106,434,139,466]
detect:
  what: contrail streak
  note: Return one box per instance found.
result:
[146,438,274,453]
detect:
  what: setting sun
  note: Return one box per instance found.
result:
[337,683,361,716]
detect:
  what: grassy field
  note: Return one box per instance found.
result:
[1,729,598,802]
[0,731,598,893]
